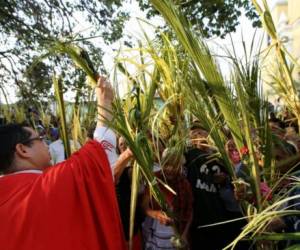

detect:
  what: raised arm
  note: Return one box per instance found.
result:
[95,76,114,126]
[93,76,118,174]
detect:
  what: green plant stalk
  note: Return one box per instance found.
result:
[53,76,71,158]
[72,106,84,147]
[129,161,140,250]
[138,40,147,90]
[234,76,262,210]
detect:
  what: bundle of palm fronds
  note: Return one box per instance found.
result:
[27,1,300,247]
[252,0,300,131]
[147,0,300,248]
[41,39,99,87]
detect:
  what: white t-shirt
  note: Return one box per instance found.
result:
[49,127,117,175]
[49,139,65,165]
[49,139,81,164]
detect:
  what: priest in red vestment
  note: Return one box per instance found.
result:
[0,77,127,250]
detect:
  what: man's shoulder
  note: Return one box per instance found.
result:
[0,171,41,181]
[0,172,41,202]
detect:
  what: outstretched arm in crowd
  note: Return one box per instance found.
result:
[141,187,172,225]
[95,76,114,127]
[113,148,133,184]
[93,76,119,175]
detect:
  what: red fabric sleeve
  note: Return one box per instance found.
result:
[0,140,126,250]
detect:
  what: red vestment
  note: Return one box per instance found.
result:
[0,140,126,250]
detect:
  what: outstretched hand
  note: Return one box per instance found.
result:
[147,210,173,225]
[96,76,114,105]
[95,76,114,126]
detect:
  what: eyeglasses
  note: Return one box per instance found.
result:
[20,135,45,145]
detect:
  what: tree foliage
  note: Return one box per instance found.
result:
[0,0,129,102]
[0,0,261,103]
[137,0,261,38]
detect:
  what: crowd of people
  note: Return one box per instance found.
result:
[1,77,300,250]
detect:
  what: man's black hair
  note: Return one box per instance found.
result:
[0,123,32,173]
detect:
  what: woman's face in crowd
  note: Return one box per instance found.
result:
[226,140,241,165]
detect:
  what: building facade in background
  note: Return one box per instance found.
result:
[263,0,300,101]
